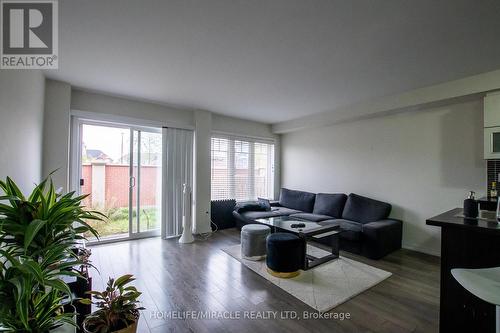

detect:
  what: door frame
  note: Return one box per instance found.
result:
[70,116,162,245]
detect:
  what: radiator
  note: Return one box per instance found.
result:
[211,199,237,230]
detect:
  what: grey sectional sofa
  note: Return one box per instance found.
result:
[233,188,402,259]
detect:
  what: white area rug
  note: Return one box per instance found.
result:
[223,244,392,312]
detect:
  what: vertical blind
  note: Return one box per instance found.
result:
[211,135,275,201]
[162,127,194,238]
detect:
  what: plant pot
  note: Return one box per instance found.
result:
[51,322,77,333]
[51,305,77,333]
[83,317,139,333]
[113,320,138,333]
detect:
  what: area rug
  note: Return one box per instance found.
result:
[222,244,392,312]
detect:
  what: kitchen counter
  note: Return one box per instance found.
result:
[427,208,500,333]
[426,208,500,233]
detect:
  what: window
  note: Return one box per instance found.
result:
[211,135,275,201]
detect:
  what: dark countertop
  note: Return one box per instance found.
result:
[478,196,498,203]
[426,208,500,234]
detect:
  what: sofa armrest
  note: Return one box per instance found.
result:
[233,210,253,230]
[361,219,402,259]
[270,200,281,207]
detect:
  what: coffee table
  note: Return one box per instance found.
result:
[255,216,341,270]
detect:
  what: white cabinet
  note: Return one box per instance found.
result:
[484,92,500,128]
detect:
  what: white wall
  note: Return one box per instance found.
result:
[194,110,213,233]
[43,79,71,191]
[273,69,500,133]
[281,99,486,256]
[212,113,276,139]
[0,71,45,193]
[71,89,194,128]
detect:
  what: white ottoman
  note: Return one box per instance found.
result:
[241,224,271,261]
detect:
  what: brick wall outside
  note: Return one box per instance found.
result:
[82,165,92,207]
[81,164,160,209]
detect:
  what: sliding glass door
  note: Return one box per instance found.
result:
[76,120,161,242]
[130,129,162,236]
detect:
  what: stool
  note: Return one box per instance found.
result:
[241,224,270,260]
[452,267,500,333]
[266,233,304,278]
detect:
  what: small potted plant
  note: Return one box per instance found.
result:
[81,275,144,333]
[70,247,93,296]
[69,247,94,331]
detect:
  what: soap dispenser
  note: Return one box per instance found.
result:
[463,191,478,218]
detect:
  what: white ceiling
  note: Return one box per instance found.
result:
[46,0,500,124]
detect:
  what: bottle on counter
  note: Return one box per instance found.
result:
[497,196,500,223]
[497,195,500,223]
[463,191,479,219]
[490,182,498,199]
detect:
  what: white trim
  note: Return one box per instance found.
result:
[86,234,160,247]
[484,127,500,159]
[69,117,82,193]
[210,135,276,201]
[81,118,161,133]
[211,130,276,144]
[71,109,195,131]
[70,116,163,244]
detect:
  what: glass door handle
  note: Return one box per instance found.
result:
[130,176,136,188]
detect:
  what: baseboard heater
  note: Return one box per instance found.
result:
[211,199,237,230]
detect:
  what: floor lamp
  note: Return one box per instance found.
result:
[179,183,194,244]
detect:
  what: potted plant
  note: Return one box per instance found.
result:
[81,275,144,333]
[0,175,105,332]
[69,248,94,331]
[69,247,93,296]
[0,176,103,262]
[0,253,76,332]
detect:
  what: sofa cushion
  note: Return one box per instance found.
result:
[234,201,267,213]
[342,193,392,224]
[271,207,303,216]
[279,188,316,213]
[338,219,363,241]
[318,219,362,241]
[289,213,333,222]
[240,211,277,220]
[257,197,271,211]
[312,193,347,218]
[240,207,302,221]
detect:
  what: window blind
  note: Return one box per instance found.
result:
[211,135,275,201]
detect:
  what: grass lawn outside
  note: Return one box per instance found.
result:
[84,206,159,239]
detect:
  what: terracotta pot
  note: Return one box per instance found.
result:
[112,321,138,333]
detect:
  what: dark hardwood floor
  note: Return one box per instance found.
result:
[88,228,440,333]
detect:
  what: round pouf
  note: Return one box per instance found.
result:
[241,224,271,260]
[266,233,304,278]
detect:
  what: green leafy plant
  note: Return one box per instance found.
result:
[0,176,103,263]
[81,275,144,333]
[0,175,106,332]
[0,254,74,332]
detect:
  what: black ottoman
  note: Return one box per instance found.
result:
[266,233,305,278]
